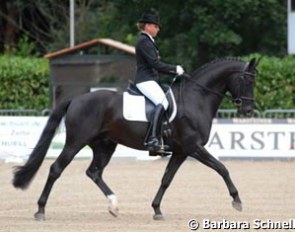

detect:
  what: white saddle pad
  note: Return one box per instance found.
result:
[123,90,177,122]
[123,92,148,122]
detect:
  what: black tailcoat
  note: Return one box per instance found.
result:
[134,33,177,84]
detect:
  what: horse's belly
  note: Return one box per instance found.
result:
[107,120,149,150]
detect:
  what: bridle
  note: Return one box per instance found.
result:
[233,71,256,106]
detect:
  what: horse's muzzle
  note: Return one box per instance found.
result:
[238,106,254,117]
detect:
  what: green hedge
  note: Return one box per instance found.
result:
[0,55,49,109]
[0,54,294,110]
[253,55,295,110]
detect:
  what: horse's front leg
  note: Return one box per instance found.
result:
[190,145,242,211]
[152,155,186,220]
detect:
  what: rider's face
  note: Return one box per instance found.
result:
[145,23,160,37]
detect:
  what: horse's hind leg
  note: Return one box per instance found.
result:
[86,139,118,217]
[34,144,82,220]
[190,145,242,211]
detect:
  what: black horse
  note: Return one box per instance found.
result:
[13,57,258,220]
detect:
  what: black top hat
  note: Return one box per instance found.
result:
[138,13,160,26]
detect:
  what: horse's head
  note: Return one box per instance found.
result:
[229,58,259,116]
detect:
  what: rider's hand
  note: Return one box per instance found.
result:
[176,65,184,75]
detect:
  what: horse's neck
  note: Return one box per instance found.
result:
[197,63,236,90]
[173,62,240,119]
[172,81,222,121]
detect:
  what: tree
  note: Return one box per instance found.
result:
[101,0,287,68]
[0,0,24,52]
[0,0,287,69]
[0,0,104,54]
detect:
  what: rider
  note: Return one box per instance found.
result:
[134,12,185,152]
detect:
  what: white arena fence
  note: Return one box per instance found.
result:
[0,109,294,162]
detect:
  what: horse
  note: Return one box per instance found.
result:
[13,57,258,221]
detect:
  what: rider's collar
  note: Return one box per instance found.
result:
[141,31,155,43]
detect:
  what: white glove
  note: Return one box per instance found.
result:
[176,65,184,75]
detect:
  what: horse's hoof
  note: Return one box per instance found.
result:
[153,214,164,220]
[34,212,45,221]
[232,200,243,211]
[108,205,119,217]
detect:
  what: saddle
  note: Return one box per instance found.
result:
[123,81,177,123]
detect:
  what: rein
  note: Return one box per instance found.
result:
[180,71,255,106]
[169,61,256,119]
[188,78,232,100]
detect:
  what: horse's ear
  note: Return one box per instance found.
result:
[245,58,257,72]
[248,58,256,68]
[255,56,263,67]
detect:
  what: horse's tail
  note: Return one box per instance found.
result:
[13,100,71,190]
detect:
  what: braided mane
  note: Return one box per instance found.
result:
[192,57,243,78]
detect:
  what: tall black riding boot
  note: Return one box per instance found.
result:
[147,104,167,152]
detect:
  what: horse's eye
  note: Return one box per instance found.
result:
[234,98,242,105]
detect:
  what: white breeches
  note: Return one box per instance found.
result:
[136,81,169,110]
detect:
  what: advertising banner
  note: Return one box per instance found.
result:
[207,119,295,158]
[0,117,294,162]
